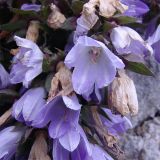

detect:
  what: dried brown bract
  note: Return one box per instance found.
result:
[28,131,51,160]
[0,108,11,126]
[91,106,117,147]
[47,3,66,29]
[108,70,138,116]
[48,61,74,101]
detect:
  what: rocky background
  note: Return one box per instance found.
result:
[120,58,160,160]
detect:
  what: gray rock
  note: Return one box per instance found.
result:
[120,58,160,160]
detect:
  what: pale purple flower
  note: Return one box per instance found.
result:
[32,95,82,151]
[110,26,153,58]
[10,36,43,87]
[147,24,160,63]
[21,4,41,12]
[0,64,10,89]
[120,0,149,17]
[53,126,92,160]
[100,108,132,136]
[12,87,46,125]
[90,144,113,160]
[53,139,113,160]
[0,126,25,160]
[65,36,125,99]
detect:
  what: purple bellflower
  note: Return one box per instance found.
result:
[65,36,125,100]
[100,108,132,136]
[147,24,160,63]
[12,87,46,125]
[0,126,25,160]
[120,0,149,17]
[32,95,82,152]
[10,36,43,88]
[53,139,113,160]
[21,4,41,12]
[0,64,10,89]
[110,26,153,59]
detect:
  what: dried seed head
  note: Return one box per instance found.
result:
[108,70,138,116]
[26,20,40,42]
[47,3,66,29]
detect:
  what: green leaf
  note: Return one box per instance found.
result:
[0,21,27,31]
[114,16,136,24]
[71,0,84,15]
[60,17,77,30]
[125,61,154,76]
[10,8,40,20]
[103,21,115,32]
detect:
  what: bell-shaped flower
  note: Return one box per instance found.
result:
[0,64,10,89]
[32,95,82,152]
[65,36,125,99]
[53,139,113,160]
[10,36,43,87]
[21,4,41,12]
[0,126,25,160]
[110,26,153,58]
[120,0,149,17]
[147,24,160,63]
[100,108,132,136]
[12,87,46,125]
[53,125,92,160]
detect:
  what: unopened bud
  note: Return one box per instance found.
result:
[108,70,138,116]
[99,0,128,18]
[47,3,66,29]
[26,20,40,42]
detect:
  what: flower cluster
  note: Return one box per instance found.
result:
[0,0,159,159]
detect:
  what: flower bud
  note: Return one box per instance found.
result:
[99,0,128,18]
[26,20,40,43]
[47,3,66,29]
[108,70,138,116]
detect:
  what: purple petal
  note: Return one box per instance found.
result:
[21,4,41,12]
[152,40,160,63]
[121,0,149,17]
[53,139,70,160]
[0,64,10,89]
[101,108,132,136]
[62,95,81,110]
[12,87,46,124]
[0,126,25,160]
[59,127,80,152]
[91,144,113,160]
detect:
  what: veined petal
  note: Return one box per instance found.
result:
[21,4,41,12]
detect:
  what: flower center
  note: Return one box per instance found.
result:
[89,47,101,63]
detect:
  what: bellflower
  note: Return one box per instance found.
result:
[121,0,149,17]
[21,4,41,12]
[147,24,160,63]
[53,125,92,160]
[0,64,10,89]
[65,36,125,99]
[10,36,43,87]
[0,126,25,160]
[12,87,46,125]
[32,95,82,152]
[110,26,153,58]
[100,108,132,136]
[53,139,113,160]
